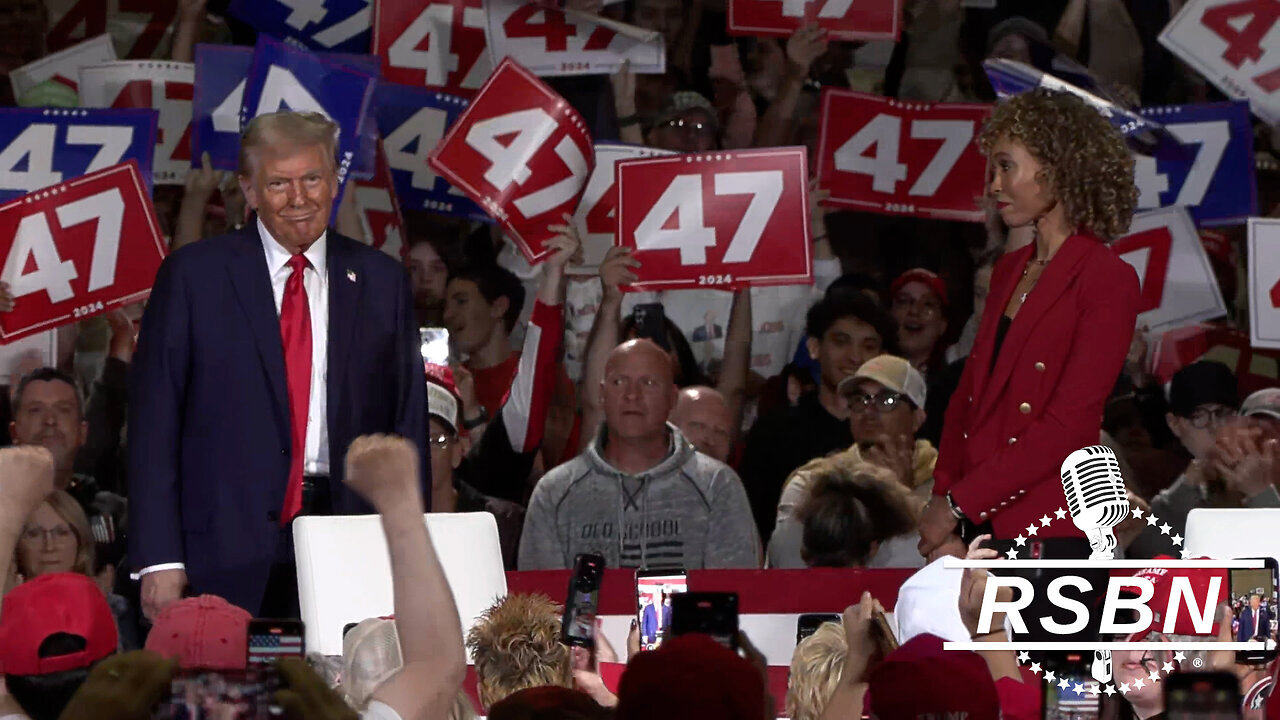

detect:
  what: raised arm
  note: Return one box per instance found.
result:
[171,152,222,250]
[344,436,465,720]
[716,289,751,446]
[754,25,827,148]
[579,246,639,442]
[0,447,56,603]
[170,0,206,63]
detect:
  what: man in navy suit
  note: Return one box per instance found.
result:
[128,111,427,618]
[1239,594,1273,642]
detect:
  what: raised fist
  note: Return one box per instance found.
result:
[0,446,56,522]
[343,434,421,512]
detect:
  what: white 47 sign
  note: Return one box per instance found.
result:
[0,162,165,343]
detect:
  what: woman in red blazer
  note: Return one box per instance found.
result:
[919,89,1141,558]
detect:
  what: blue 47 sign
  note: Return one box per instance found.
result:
[1135,101,1256,227]
[372,82,487,222]
[0,108,157,203]
[191,44,253,173]
[227,0,372,54]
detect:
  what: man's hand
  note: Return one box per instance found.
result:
[141,568,188,622]
[275,656,359,720]
[917,496,959,556]
[545,213,584,271]
[610,60,637,117]
[960,567,1012,638]
[343,434,422,513]
[840,591,884,687]
[785,23,828,79]
[864,433,915,489]
[59,650,178,720]
[599,246,640,303]
[450,363,480,421]
[0,446,56,524]
[184,151,223,200]
[1217,433,1278,501]
[106,307,138,362]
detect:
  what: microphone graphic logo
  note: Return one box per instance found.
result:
[1060,445,1131,685]
[1060,445,1130,561]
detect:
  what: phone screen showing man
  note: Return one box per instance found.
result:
[636,570,687,651]
[1229,559,1278,664]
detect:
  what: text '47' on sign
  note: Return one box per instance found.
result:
[227,0,373,54]
[1112,206,1227,334]
[727,0,901,40]
[0,161,165,343]
[1159,0,1280,126]
[374,0,492,98]
[429,58,594,263]
[484,0,665,76]
[816,90,990,222]
[616,147,812,292]
[77,61,195,186]
[1248,218,1280,350]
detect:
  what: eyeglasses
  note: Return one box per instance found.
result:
[21,525,73,544]
[1188,405,1235,428]
[847,390,907,413]
[659,117,716,138]
[428,433,455,449]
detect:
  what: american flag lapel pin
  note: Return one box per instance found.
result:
[347,269,357,283]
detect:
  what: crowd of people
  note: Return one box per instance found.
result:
[0,0,1279,718]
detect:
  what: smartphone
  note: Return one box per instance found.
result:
[797,613,841,644]
[561,553,605,649]
[152,669,282,720]
[1041,652,1101,720]
[1165,672,1242,720]
[670,592,739,651]
[1229,557,1279,665]
[247,619,305,667]
[636,568,687,651]
[631,303,670,351]
[871,608,899,654]
[420,327,450,365]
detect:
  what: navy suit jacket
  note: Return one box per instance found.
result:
[127,224,428,613]
[1239,606,1272,642]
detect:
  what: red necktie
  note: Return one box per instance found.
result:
[279,254,312,525]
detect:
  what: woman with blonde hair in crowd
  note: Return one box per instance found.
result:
[12,489,94,586]
[787,620,848,720]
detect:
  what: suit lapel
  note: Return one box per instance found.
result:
[326,232,360,424]
[979,235,1091,414]
[226,224,289,414]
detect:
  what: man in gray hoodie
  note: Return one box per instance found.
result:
[518,339,759,570]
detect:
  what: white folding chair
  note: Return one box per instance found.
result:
[1184,508,1280,564]
[293,512,508,658]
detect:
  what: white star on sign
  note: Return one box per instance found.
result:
[1104,685,1117,697]
[1148,670,1162,682]
[1073,683,1085,695]
[1089,683,1101,696]
[1018,651,1030,663]
[1014,535,1027,547]
[1030,662,1042,675]
[1172,534,1183,546]
[1174,652,1186,663]
[1146,514,1158,526]
[1054,507,1067,520]
[1160,522,1172,535]
[1130,506,1144,518]
[1133,678,1145,689]
[1045,671,1056,683]
[1026,524,1039,537]
[1006,547,1019,560]
[1162,662,1175,674]
[1040,514,1053,527]
[1058,678,1070,690]
[1181,549,1193,559]
[1119,682,1131,694]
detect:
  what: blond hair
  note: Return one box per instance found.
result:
[16,490,95,580]
[237,110,339,177]
[786,620,848,720]
[465,593,573,709]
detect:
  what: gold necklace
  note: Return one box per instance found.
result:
[1019,258,1050,303]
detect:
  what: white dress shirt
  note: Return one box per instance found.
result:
[134,221,331,580]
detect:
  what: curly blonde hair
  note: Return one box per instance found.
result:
[465,593,573,709]
[978,89,1137,241]
[786,620,847,720]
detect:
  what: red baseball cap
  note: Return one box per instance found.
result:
[891,268,948,306]
[424,363,462,434]
[1126,557,1228,639]
[615,634,765,720]
[145,594,252,671]
[869,633,1000,720]
[0,573,117,676]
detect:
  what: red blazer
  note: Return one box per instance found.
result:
[933,233,1140,539]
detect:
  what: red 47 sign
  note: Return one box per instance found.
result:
[1248,218,1280,350]
[77,61,194,185]
[353,139,408,260]
[374,0,492,98]
[429,58,593,263]
[1111,206,1226,333]
[728,0,900,40]
[616,147,812,291]
[1159,0,1280,126]
[0,161,165,343]
[44,0,177,59]
[817,91,990,222]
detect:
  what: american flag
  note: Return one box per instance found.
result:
[248,633,303,664]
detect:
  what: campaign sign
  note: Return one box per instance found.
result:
[374,0,492,98]
[0,108,157,204]
[227,0,373,54]
[9,33,116,101]
[1248,218,1280,351]
[727,0,901,40]
[44,0,177,59]
[1112,206,1227,334]
[78,61,195,186]
[0,161,165,343]
[353,139,408,259]
[484,0,665,76]
[1159,0,1280,126]
[572,143,675,275]
[616,147,812,291]
[817,90,990,222]
[240,36,379,187]
[429,58,594,262]
[1133,101,1257,227]
[372,81,487,222]
[191,44,254,172]
[1152,323,1280,397]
